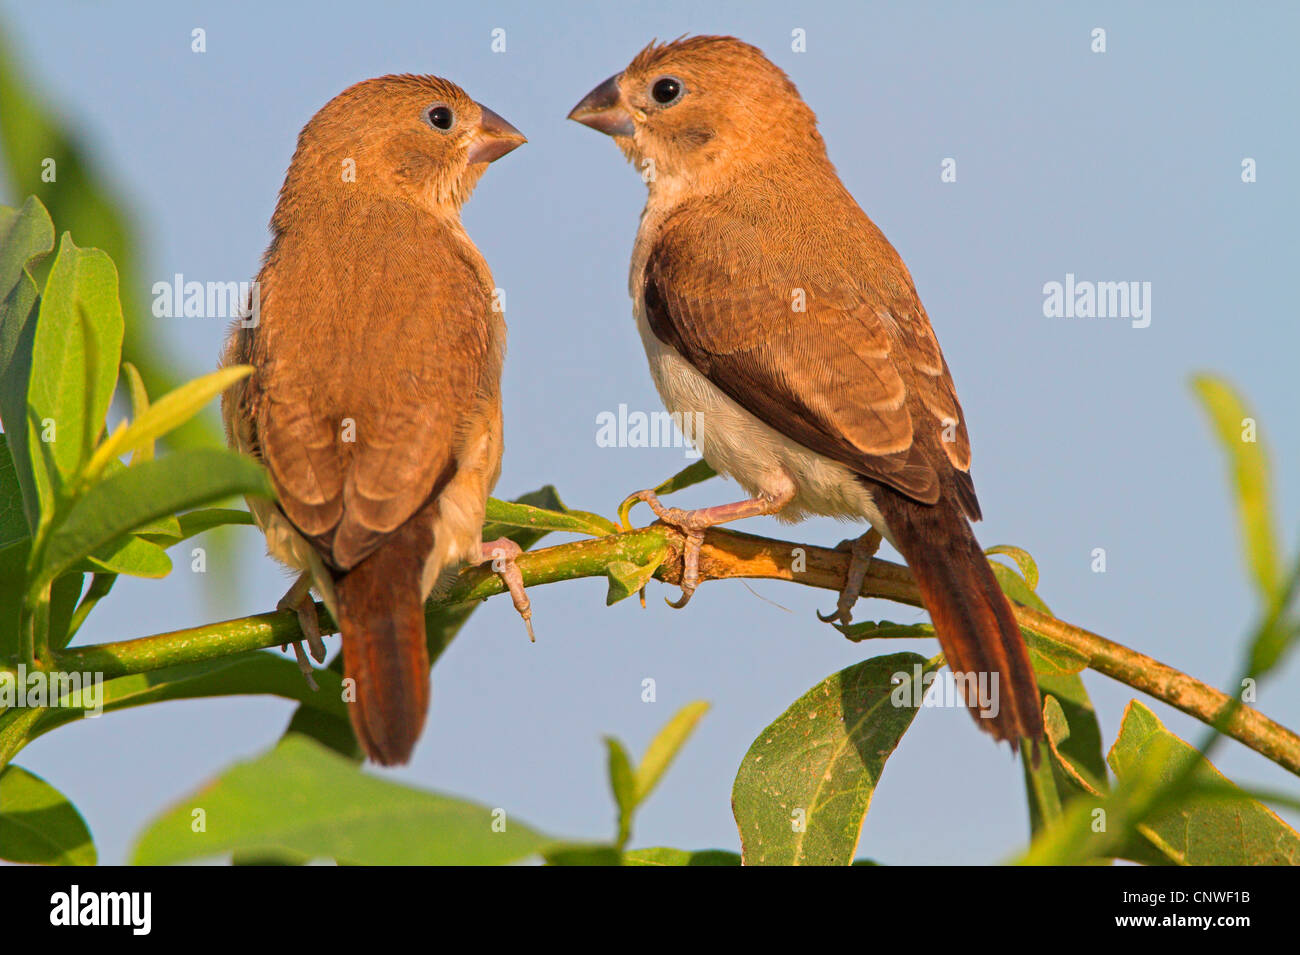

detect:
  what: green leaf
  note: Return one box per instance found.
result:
[36,448,271,587]
[0,764,96,865]
[175,507,255,539]
[82,534,172,578]
[604,545,668,605]
[604,737,637,848]
[29,233,123,492]
[46,571,83,650]
[986,545,1040,591]
[484,493,618,538]
[634,700,709,805]
[1024,631,1089,677]
[990,561,1052,615]
[120,361,152,463]
[0,435,29,548]
[0,198,56,531]
[836,619,936,642]
[23,653,349,751]
[131,735,553,865]
[624,847,741,866]
[543,844,623,865]
[1106,701,1300,865]
[733,652,934,865]
[652,459,717,496]
[0,539,30,658]
[84,364,252,482]
[1192,375,1281,605]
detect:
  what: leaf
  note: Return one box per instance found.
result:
[46,571,83,650]
[634,701,709,805]
[82,534,172,578]
[19,653,352,759]
[0,435,28,548]
[484,494,618,538]
[0,539,30,658]
[624,847,741,866]
[986,545,1040,591]
[1192,375,1281,606]
[131,735,553,865]
[733,652,934,865]
[84,364,252,482]
[990,561,1052,615]
[175,507,255,539]
[120,361,152,463]
[0,198,55,531]
[29,233,123,491]
[836,619,936,642]
[604,737,637,848]
[604,545,668,605]
[0,764,96,865]
[35,448,271,587]
[652,460,717,496]
[1106,701,1300,865]
[1024,631,1089,677]
[543,844,623,865]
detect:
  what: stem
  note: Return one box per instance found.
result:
[13,523,1299,777]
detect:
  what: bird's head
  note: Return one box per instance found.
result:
[280,74,525,216]
[568,36,824,192]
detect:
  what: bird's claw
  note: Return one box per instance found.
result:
[278,575,325,691]
[482,538,535,642]
[817,529,882,627]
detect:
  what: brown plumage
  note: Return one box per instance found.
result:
[570,36,1043,752]
[222,74,528,765]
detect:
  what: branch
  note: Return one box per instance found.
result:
[27,524,1300,777]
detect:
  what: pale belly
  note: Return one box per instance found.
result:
[635,313,893,544]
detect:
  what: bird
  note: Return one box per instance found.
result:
[221,74,530,765]
[568,36,1044,753]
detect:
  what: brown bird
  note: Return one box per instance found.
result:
[569,37,1043,753]
[222,74,530,765]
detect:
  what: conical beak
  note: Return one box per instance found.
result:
[567,74,634,137]
[467,104,527,164]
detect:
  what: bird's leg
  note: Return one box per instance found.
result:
[277,572,327,691]
[480,538,535,642]
[631,487,795,609]
[817,528,883,626]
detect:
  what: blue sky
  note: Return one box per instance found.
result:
[3,1,1298,864]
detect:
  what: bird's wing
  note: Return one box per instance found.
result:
[642,199,978,515]
[252,203,495,569]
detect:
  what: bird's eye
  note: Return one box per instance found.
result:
[651,76,684,106]
[426,105,455,131]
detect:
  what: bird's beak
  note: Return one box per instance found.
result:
[567,74,634,137]
[467,105,527,164]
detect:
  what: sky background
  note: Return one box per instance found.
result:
[2,1,1298,865]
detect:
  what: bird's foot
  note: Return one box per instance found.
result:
[625,488,792,609]
[817,528,883,626]
[277,574,327,691]
[481,538,535,642]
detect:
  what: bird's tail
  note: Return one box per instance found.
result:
[335,540,431,766]
[876,489,1044,754]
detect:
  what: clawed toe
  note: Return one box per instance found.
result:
[481,538,535,641]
